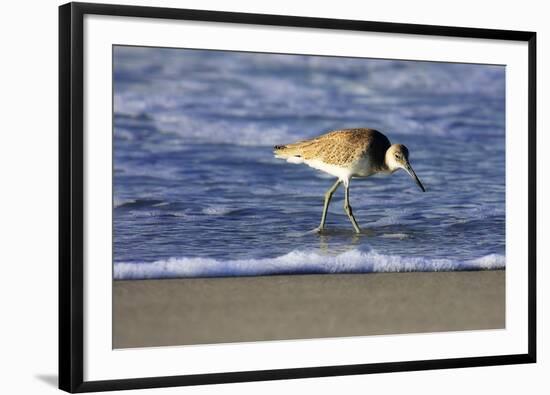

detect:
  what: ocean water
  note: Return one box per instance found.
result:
[113,46,505,279]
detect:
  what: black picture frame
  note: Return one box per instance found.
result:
[59,2,537,392]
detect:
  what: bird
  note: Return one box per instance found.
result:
[273,128,425,233]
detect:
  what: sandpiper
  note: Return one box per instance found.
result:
[274,128,426,233]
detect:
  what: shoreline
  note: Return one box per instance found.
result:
[113,270,504,349]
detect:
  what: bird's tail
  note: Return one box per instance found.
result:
[273,144,305,164]
[273,144,291,158]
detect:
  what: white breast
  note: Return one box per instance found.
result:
[350,155,376,177]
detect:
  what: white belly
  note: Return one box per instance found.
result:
[284,155,375,185]
[303,159,352,181]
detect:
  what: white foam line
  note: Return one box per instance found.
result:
[114,250,505,280]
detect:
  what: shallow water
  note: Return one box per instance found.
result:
[113,46,505,279]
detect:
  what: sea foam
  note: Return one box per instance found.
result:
[114,249,505,280]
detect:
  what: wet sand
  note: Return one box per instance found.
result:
[113,271,504,349]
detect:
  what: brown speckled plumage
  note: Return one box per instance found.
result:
[274,128,425,233]
[274,128,391,170]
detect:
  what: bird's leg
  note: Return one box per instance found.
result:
[317,179,342,232]
[344,183,361,234]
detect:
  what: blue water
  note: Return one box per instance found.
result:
[113,46,505,279]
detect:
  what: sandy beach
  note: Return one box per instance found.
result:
[113,270,504,349]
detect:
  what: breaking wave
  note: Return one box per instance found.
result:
[114,249,505,280]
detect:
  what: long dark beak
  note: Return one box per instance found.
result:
[404,162,426,192]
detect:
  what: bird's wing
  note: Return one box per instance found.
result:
[275,129,374,166]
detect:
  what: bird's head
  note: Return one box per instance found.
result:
[385,144,426,192]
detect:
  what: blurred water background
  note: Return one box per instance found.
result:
[113,46,505,279]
